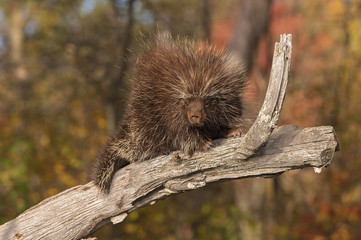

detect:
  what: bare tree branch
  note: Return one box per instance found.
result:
[0,34,339,240]
[239,34,292,157]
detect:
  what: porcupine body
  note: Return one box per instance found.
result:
[94,37,248,192]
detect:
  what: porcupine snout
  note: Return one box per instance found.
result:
[186,98,206,126]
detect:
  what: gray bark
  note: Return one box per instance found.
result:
[0,34,339,240]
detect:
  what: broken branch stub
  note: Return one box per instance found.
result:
[240,34,292,158]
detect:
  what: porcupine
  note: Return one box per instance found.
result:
[93,36,250,193]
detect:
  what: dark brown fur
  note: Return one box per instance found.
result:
[94,37,249,192]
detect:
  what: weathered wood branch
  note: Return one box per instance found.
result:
[240,33,291,157]
[0,34,339,240]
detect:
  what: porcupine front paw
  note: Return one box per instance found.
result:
[226,127,243,138]
[199,139,212,151]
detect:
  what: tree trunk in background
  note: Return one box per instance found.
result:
[202,0,211,41]
[9,0,27,82]
[8,0,31,135]
[105,0,135,136]
[9,2,24,65]
[228,0,273,239]
[229,0,272,71]
[330,0,350,130]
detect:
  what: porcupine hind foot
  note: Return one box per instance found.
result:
[94,154,130,193]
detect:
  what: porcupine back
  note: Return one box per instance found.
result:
[94,37,248,192]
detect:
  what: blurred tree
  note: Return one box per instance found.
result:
[0,0,107,221]
[72,0,135,135]
[230,0,273,71]
[0,0,31,221]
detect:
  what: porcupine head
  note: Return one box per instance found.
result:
[132,34,250,156]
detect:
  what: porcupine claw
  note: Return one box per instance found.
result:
[227,127,243,138]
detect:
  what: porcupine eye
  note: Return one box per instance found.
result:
[184,99,190,107]
[204,99,210,107]
[179,98,189,109]
[204,98,220,116]
[205,98,218,107]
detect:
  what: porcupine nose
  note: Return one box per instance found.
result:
[191,114,200,122]
[189,111,204,126]
[187,98,205,126]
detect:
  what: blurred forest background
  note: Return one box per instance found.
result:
[0,0,360,239]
